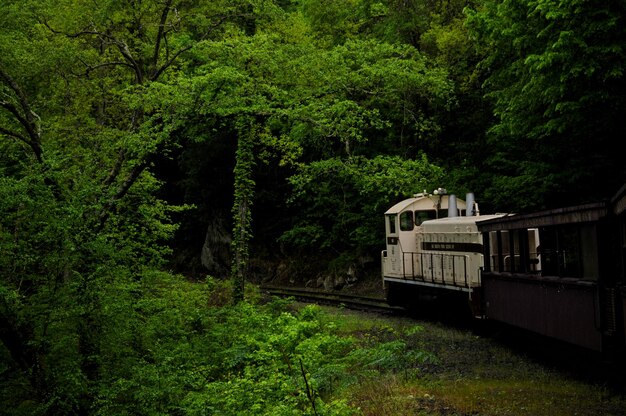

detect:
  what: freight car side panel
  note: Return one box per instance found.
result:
[482,274,602,351]
[622,288,626,347]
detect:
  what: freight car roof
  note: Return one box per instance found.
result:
[420,214,510,233]
[476,202,607,231]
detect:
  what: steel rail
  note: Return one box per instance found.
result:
[260,285,404,314]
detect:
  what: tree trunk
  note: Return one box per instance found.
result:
[230,117,256,302]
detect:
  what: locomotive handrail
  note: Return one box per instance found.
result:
[380,250,387,281]
[401,251,472,289]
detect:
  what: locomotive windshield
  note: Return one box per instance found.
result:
[415,210,437,225]
[399,211,414,231]
[397,209,462,230]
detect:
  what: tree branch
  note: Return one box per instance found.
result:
[0,68,43,163]
[0,126,31,146]
[97,162,148,229]
[152,0,173,72]
[151,44,193,81]
[0,101,35,137]
[78,60,136,77]
[0,68,40,135]
[113,38,144,84]
[102,149,127,186]
[40,20,144,84]
[151,14,229,81]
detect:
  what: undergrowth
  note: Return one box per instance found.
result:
[318,307,626,416]
[7,274,623,415]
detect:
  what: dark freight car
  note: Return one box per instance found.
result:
[477,200,624,356]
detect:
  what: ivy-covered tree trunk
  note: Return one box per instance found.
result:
[231,117,256,302]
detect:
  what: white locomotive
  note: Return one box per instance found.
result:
[381,189,516,312]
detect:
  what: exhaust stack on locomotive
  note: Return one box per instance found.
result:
[465,192,476,216]
[447,195,458,218]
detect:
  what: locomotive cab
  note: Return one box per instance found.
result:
[382,191,467,280]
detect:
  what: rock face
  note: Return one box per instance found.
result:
[201,239,379,295]
[309,265,358,291]
[266,254,379,292]
[200,217,231,276]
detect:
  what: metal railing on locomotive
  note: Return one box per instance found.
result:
[400,252,474,288]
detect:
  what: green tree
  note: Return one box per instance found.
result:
[281,155,444,265]
[0,0,277,412]
[466,0,626,210]
[174,10,454,282]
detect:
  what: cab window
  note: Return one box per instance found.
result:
[387,215,397,234]
[399,211,414,231]
[415,210,436,226]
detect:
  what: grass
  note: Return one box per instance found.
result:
[313,305,626,416]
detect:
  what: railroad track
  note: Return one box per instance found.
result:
[260,285,404,313]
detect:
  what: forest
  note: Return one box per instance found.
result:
[1,0,625,414]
